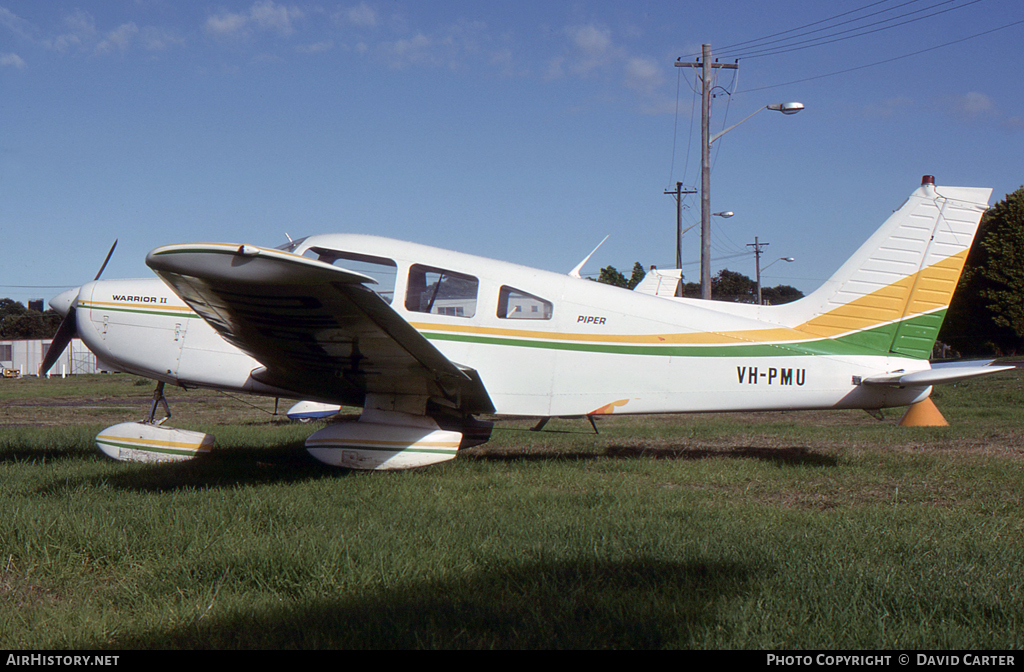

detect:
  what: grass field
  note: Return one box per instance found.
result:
[1,372,1023,649]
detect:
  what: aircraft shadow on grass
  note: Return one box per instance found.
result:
[20,440,338,495]
[465,441,839,468]
[11,429,838,495]
[87,557,756,649]
[14,437,839,496]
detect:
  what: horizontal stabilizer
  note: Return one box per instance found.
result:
[861,361,1015,386]
[633,268,682,297]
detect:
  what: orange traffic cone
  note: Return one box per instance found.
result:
[898,397,949,427]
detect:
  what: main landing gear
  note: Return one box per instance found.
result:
[147,381,171,426]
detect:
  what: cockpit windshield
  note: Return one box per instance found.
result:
[303,247,398,304]
[275,236,308,253]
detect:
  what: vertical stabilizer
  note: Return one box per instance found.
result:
[772,177,991,358]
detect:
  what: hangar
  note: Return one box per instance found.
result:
[1,338,101,377]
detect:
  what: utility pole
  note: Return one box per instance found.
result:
[676,44,737,300]
[663,181,697,296]
[747,236,769,305]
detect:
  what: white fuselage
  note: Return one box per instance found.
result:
[70,234,929,417]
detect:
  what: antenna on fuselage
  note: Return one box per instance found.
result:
[569,235,609,278]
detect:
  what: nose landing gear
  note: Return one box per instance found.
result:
[94,381,215,463]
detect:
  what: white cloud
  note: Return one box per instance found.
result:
[250,0,302,35]
[0,7,34,40]
[545,24,675,113]
[139,27,186,51]
[549,24,625,79]
[33,9,182,56]
[375,20,491,70]
[382,32,435,68]
[44,9,96,53]
[624,56,661,94]
[569,24,611,57]
[1,52,26,69]
[944,91,1021,132]
[343,2,378,28]
[1002,116,1024,132]
[297,40,334,54]
[95,22,139,54]
[205,12,248,36]
[206,1,302,38]
[62,9,97,38]
[544,56,565,80]
[952,91,995,117]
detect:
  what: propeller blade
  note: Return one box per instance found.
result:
[39,307,78,376]
[94,239,117,281]
[38,240,117,377]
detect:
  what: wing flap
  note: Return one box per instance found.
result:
[146,243,494,413]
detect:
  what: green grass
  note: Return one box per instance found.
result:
[1,373,1023,648]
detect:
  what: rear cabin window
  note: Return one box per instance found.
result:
[304,248,398,304]
[498,286,553,320]
[406,265,479,318]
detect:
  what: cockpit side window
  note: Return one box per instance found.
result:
[304,247,398,304]
[497,286,553,320]
[406,264,478,318]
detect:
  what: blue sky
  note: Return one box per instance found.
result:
[2,0,1023,307]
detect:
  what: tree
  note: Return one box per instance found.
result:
[628,262,646,290]
[596,263,646,290]
[680,269,803,304]
[761,284,804,306]
[939,187,1024,356]
[0,299,62,340]
[713,269,757,302]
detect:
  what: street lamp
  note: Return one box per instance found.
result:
[756,256,795,306]
[698,101,803,299]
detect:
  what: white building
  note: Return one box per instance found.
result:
[0,338,102,376]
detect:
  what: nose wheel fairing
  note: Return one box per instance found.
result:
[95,382,215,463]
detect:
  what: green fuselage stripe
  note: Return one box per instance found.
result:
[420,314,940,361]
[83,298,940,361]
[79,302,200,319]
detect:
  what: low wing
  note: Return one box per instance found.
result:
[861,360,1015,387]
[146,242,494,414]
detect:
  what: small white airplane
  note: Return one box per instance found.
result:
[40,176,1011,469]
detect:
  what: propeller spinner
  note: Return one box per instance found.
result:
[39,240,117,377]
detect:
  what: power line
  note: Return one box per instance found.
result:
[724,0,984,60]
[667,67,683,188]
[738,17,1024,93]
[715,0,921,54]
[677,0,923,59]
